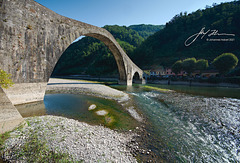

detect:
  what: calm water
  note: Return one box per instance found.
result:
[15,84,240,162]
[16,93,138,130]
[111,84,240,162]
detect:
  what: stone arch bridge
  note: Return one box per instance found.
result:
[0,0,145,133]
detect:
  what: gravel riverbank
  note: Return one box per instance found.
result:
[2,116,138,162]
[47,78,129,102]
[1,78,146,162]
[46,78,143,122]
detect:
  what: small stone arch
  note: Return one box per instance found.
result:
[132,71,142,84]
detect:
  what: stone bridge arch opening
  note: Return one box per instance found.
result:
[132,72,142,84]
[51,33,126,83]
[0,0,146,133]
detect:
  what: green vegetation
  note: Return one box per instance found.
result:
[53,1,240,77]
[132,1,240,69]
[129,24,165,39]
[0,69,14,89]
[212,53,238,74]
[143,85,173,93]
[196,59,209,73]
[172,60,183,74]
[0,132,10,151]
[182,58,197,75]
[52,24,163,76]
[1,122,75,162]
[171,58,209,75]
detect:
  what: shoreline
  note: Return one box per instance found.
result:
[1,78,149,162]
[148,80,240,88]
[2,115,138,162]
[53,76,240,88]
[47,78,129,103]
[46,78,144,122]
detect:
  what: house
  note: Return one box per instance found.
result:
[192,69,219,77]
[200,70,219,77]
[150,66,165,76]
[165,68,186,76]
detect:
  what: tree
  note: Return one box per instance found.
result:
[212,53,238,74]
[172,60,183,75]
[196,59,208,73]
[0,69,14,89]
[182,58,197,75]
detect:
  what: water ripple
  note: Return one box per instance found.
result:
[131,91,240,162]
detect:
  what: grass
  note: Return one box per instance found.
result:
[143,86,173,93]
[0,123,76,162]
[0,132,10,151]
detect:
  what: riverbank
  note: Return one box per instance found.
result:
[1,78,150,162]
[47,78,128,102]
[2,115,138,162]
[47,78,143,122]
[149,80,240,88]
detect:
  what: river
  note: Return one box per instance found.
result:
[15,84,240,162]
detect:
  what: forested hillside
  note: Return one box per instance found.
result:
[53,24,163,76]
[129,24,165,39]
[132,1,240,69]
[53,1,240,77]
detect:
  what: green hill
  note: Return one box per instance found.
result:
[132,1,240,69]
[129,24,165,39]
[52,24,163,76]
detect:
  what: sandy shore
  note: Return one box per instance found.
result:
[2,116,138,162]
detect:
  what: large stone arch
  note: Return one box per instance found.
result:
[0,0,146,105]
[0,0,145,132]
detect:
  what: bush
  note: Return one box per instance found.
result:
[0,69,14,89]
[212,53,238,74]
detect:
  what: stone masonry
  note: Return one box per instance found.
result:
[0,0,145,133]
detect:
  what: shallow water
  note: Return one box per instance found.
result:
[15,84,240,162]
[111,84,240,162]
[16,93,138,130]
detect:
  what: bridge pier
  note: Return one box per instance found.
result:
[0,0,146,133]
[0,88,25,134]
[118,80,132,86]
[3,83,47,105]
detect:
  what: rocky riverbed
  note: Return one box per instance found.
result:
[1,78,148,162]
[47,78,143,122]
[2,115,138,162]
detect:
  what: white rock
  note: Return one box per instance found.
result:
[88,104,96,110]
[95,110,108,116]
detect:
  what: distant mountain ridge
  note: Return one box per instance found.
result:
[129,24,165,39]
[53,24,163,76]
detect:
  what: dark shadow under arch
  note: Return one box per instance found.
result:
[133,72,142,84]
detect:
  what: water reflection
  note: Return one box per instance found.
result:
[16,101,46,117]
[15,93,138,130]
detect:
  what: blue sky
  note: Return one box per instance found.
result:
[35,0,233,27]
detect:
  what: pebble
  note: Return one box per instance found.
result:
[88,104,97,110]
[95,110,108,116]
[2,115,137,162]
